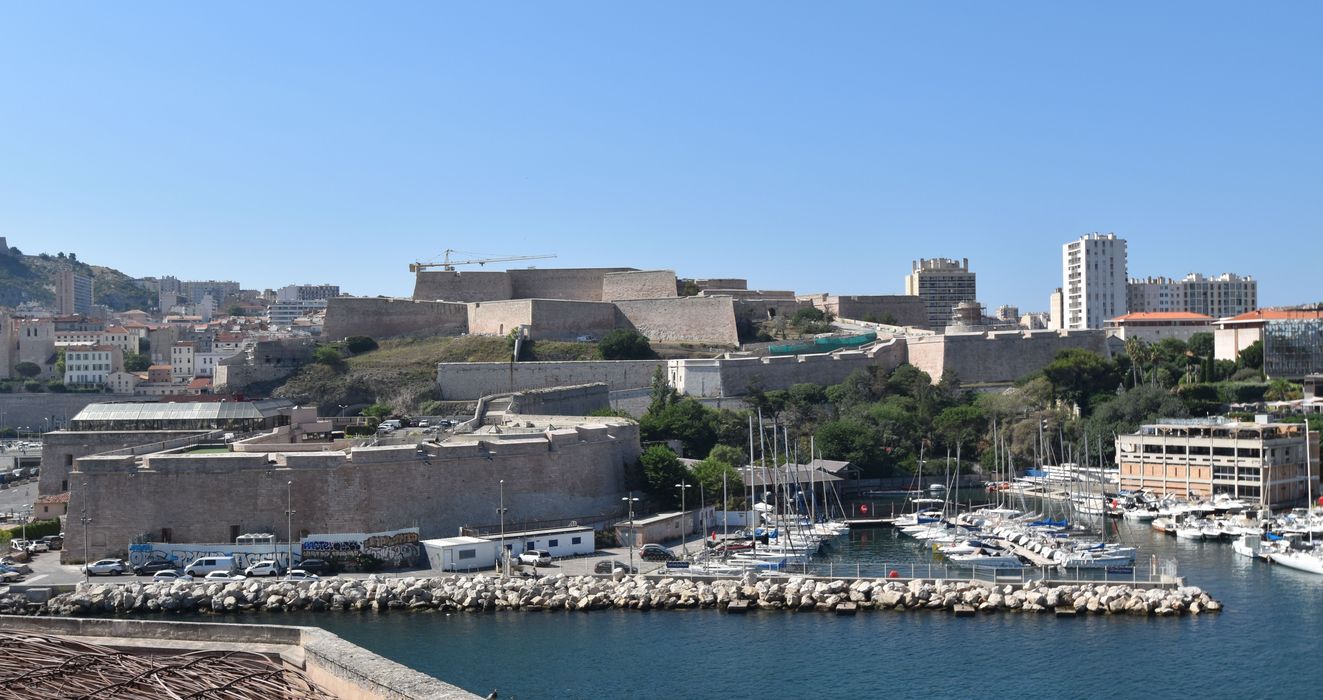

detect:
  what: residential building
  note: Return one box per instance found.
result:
[105,371,142,394]
[147,364,173,384]
[1048,288,1064,330]
[1103,312,1213,343]
[267,299,328,328]
[63,345,122,387]
[170,342,195,381]
[276,284,341,302]
[181,280,241,307]
[994,305,1020,322]
[1127,273,1257,318]
[903,258,977,328]
[1116,418,1318,509]
[1063,232,1127,329]
[55,269,93,316]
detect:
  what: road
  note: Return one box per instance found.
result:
[7,536,704,588]
[0,481,36,522]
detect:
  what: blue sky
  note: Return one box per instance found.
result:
[1,2,1318,309]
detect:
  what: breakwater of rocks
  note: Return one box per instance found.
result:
[4,573,1222,617]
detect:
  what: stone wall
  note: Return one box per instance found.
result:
[601,270,678,301]
[66,421,638,560]
[214,339,315,393]
[668,338,908,397]
[800,294,930,327]
[0,393,152,433]
[38,430,206,495]
[322,297,468,340]
[614,297,740,346]
[436,360,664,400]
[906,329,1114,385]
[467,299,619,341]
[507,268,633,301]
[692,278,747,291]
[411,270,512,302]
[507,383,610,416]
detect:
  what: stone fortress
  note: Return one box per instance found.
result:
[324,266,933,349]
[58,396,638,562]
[318,261,1118,404]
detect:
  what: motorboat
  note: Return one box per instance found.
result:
[1269,549,1323,575]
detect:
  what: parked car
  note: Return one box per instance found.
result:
[40,535,62,550]
[518,550,552,567]
[9,539,29,552]
[282,569,320,582]
[417,420,430,428]
[27,540,49,553]
[438,420,454,428]
[204,571,247,582]
[296,558,330,575]
[134,559,179,576]
[152,570,194,583]
[183,556,238,577]
[84,558,128,576]
[594,560,639,574]
[639,544,676,561]
[244,560,285,577]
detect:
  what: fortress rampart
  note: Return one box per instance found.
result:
[66,420,638,560]
[322,297,468,340]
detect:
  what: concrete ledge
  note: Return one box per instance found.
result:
[0,615,478,699]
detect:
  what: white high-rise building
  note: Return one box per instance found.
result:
[1127,272,1257,319]
[904,258,976,328]
[1063,233,1127,330]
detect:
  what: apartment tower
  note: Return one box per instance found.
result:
[1063,233,1127,329]
[904,258,976,329]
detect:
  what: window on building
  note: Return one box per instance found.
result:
[457,549,476,560]
[1188,445,1211,455]
[549,539,559,548]
[1213,466,1236,480]
[1213,447,1235,457]
[571,536,581,545]
[1238,447,1261,459]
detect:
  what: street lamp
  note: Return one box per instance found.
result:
[497,479,508,575]
[675,482,692,555]
[285,481,295,569]
[337,404,348,419]
[621,494,639,572]
[80,481,91,582]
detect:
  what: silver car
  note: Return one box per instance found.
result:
[84,558,127,576]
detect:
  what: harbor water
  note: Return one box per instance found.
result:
[219,495,1323,698]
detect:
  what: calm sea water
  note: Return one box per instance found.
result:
[221,495,1323,699]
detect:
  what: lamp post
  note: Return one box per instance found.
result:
[622,494,639,572]
[80,481,91,582]
[285,480,295,569]
[337,404,348,419]
[675,482,692,555]
[497,479,508,575]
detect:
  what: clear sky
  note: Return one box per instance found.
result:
[1,2,1318,310]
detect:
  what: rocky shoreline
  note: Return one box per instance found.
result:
[1,573,1223,617]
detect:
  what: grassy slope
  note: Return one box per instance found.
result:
[271,335,726,413]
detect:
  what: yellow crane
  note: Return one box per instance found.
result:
[408,249,557,273]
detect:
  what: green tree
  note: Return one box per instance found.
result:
[313,345,346,370]
[13,362,40,379]
[1237,340,1263,371]
[933,404,987,456]
[597,329,656,360]
[1041,349,1120,416]
[640,397,718,457]
[690,449,745,507]
[1188,332,1214,360]
[1265,379,1301,402]
[123,353,150,372]
[226,304,245,317]
[816,418,887,476]
[344,336,379,354]
[639,445,690,508]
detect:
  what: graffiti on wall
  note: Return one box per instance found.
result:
[300,528,420,568]
[126,543,295,570]
[125,528,422,570]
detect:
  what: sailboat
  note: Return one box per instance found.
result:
[1269,423,1323,574]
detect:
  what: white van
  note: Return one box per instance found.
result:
[380,419,403,430]
[183,556,237,577]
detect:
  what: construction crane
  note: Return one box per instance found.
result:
[408,249,557,273]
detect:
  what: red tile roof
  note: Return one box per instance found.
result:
[1222,308,1323,323]
[36,492,70,504]
[1109,312,1213,322]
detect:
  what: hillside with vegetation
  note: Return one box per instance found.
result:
[0,243,154,311]
[273,331,725,414]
